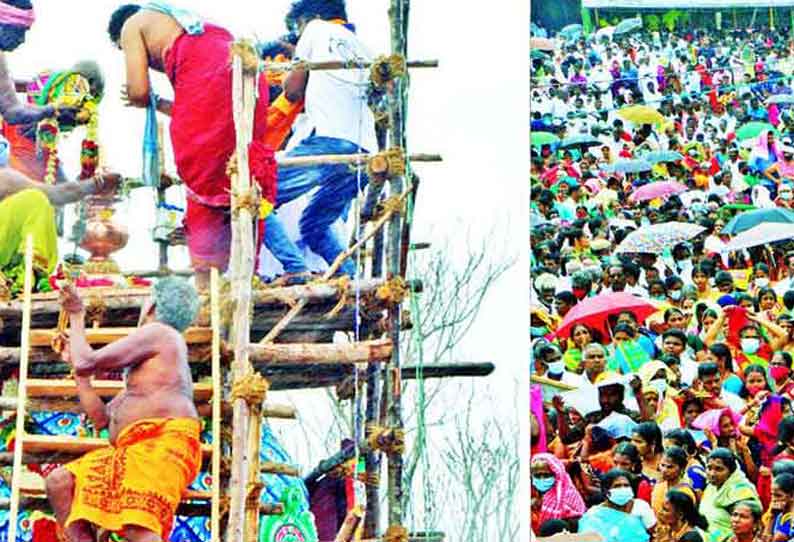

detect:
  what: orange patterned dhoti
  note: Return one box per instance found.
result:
[63,417,202,539]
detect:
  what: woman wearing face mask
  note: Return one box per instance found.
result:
[775,183,794,209]
[530,453,586,533]
[639,361,680,431]
[749,264,772,297]
[736,316,789,369]
[700,448,761,542]
[654,487,709,542]
[579,468,655,542]
[610,442,655,503]
[631,421,665,483]
[769,351,794,397]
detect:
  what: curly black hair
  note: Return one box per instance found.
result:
[107,4,141,46]
[0,0,33,52]
[287,0,347,27]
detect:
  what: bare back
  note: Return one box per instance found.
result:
[128,10,185,72]
[107,323,197,443]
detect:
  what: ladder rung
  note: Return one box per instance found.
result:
[18,435,299,475]
[25,379,213,401]
[29,327,212,347]
[21,434,213,458]
[18,475,212,501]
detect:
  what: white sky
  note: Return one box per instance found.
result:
[10,0,530,535]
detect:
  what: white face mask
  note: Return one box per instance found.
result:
[670,290,682,301]
[782,192,793,200]
[755,278,770,288]
[741,338,761,355]
[547,361,565,375]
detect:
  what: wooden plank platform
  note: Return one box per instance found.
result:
[25,379,214,400]
[29,327,212,347]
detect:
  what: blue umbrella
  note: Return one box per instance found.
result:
[722,207,794,235]
[767,94,794,105]
[614,17,642,36]
[560,134,602,149]
[530,22,548,38]
[602,159,652,174]
[560,24,583,41]
[640,150,684,164]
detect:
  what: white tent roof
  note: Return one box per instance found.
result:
[583,0,794,8]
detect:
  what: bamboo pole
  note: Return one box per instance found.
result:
[241,57,263,542]
[8,235,33,542]
[211,267,221,542]
[263,59,437,73]
[386,0,409,527]
[249,338,392,364]
[227,52,250,542]
[156,120,169,271]
[278,152,440,169]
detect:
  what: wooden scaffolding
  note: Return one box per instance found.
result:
[0,1,494,541]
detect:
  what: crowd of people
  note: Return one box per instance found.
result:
[530,17,794,542]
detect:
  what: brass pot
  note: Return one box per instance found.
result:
[79,196,129,262]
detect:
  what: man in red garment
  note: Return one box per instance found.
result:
[108,4,276,289]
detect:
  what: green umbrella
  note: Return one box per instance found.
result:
[735,122,779,141]
[531,131,559,147]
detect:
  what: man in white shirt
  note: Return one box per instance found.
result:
[264,0,377,279]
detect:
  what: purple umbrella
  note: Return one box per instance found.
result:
[629,181,687,203]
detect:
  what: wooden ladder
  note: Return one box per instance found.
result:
[3,248,294,540]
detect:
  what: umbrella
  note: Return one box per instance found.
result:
[617,105,665,126]
[614,17,642,36]
[767,94,794,105]
[531,131,559,147]
[602,159,652,174]
[736,122,779,141]
[629,180,687,202]
[554,292,658,342]
[640,150,684,164]
[560,134,602,149]
[595,26,615,40]
[723,222,794,252]
[530,37,555,52]
[722,207,794,235]
[531,49,550,60]
[560,24,583,40]
[530,22,547,38]
[614,222,705,255]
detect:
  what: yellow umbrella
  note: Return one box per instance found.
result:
[617,105,666,126]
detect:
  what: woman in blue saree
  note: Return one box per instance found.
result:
[579,468,654,542]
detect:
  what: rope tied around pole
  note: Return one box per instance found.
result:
[383,525,409,542]
[219,495,230,518]
[366,424,405,455]
[231,186,262,220]
[370,54,406,88]
[376,276,408,306]
[358,471,380,487]
[230,373,270,408]
[230,40,260,75]
[367,147,406,182]
[85,295,107,327]
[324,275,351,319]
[220,456,232,478]
[245,481,265,510]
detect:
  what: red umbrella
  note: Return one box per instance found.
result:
[629,181,687,203]
[554,292,658,343]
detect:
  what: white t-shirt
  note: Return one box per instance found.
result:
[294,20,377,151]
[631,499,657,529]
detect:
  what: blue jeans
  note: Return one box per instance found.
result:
[263,136,368,275]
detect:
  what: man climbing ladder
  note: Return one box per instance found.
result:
[45,278,201,542]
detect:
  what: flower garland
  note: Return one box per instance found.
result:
[34,72,99,184]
